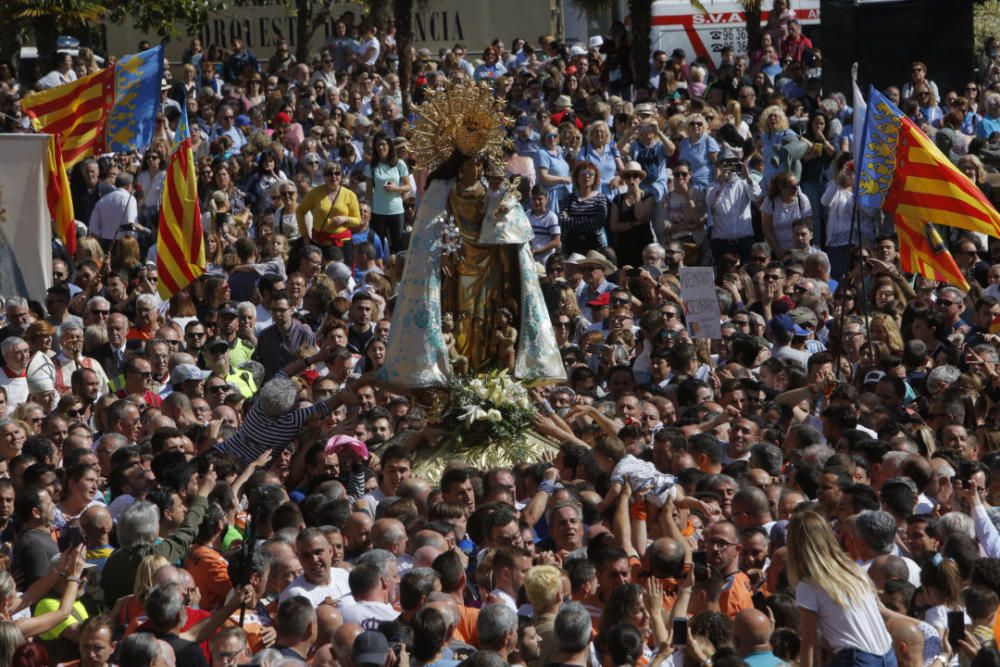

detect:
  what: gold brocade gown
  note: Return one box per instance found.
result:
[442,180,521,372]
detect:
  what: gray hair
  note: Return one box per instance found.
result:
[854,510,897,555]
[136,293,157,311]
[554,601,593,653]
[355,548,396,579]
[119,632,160,667]
[642,243,665,260]
[257,375,298,418]
[974,344,1000,364]
[939,286,965,301]
[801,444,835,467]
[937,511,975,541]
[927,365,961,388]
[117,501,161,548]
[87,296,111,311]
[477,603,518,651]
[545,500,583,528]
[145,582,185,631]
[0,338,26,356]
[237,301,256,316]
[60,324,84,338]
[4,297,26,311]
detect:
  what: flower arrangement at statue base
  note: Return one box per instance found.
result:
[409,370,560,479]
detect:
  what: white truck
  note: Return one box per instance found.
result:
[650,0,821,69]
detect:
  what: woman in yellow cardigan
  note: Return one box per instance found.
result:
[295,163,361,262]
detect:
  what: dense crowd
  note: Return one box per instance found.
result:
[2,2,1000,667]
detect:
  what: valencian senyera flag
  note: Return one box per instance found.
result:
[894,215,970,291]
[46,135,75,256]
[856,85,1000,240]
[156,103,205,300]
[22,44,164,167]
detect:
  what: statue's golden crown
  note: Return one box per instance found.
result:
[410,80,512,173]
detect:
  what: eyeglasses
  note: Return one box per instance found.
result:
[325,171,342,178]
[280,192,295,198]
[689,121,704,127]
[65,408,85,417]
[733,319,750,326]
[611,297,630,305]
[187,331,206,338]
[938,299,957,307]
[208,385,230,393]
[706,539,738,549]
[90,309,110,316]
[674,171,690,177]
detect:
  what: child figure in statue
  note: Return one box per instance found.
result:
[494,308,518,371]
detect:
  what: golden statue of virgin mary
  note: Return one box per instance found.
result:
[381,81,565,389]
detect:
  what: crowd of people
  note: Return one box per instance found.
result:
[1,2,1000,666]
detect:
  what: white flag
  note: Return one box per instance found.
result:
[852,64,867,167]
[0,135,51,300]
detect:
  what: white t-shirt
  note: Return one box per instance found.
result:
[357,38,380,66]
[339,600,398,630]
[279,567,351,607]
[795,579,892,654]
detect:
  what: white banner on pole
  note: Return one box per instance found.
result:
[680,267,722,340]
[0,135,51,301]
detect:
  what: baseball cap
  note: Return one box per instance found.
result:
[788,307,818,329]
[768,314,810,337]
[205,337,230,355]
[354,115,372,127]
[217,301,239,317]
[274,112,291,126]
[352,631,389,667]
[170,364,211,385]
[862,370,887,387]
[586,292,611,308]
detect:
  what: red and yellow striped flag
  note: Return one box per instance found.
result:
[156,106,205,300]
[894,215,969,291]
[45,135,76,256]
[857,87,1000,239]
[22,68,116,168]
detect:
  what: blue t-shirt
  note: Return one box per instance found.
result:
[577,142,621,196]
[679,134,719,190]
[363,160,410,216]
[535,148,571,213]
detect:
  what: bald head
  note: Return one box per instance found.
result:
[868,554,909,589]
[372,518,408,553]
[413,546,444,568]
[733,609,772,654]
[315,603,343,646]
[333,623,363,664]
[413,529,449,552]
[886,618,924,667]
[80,505,113,541]
[154,565,183,586]
[644,537,686,579]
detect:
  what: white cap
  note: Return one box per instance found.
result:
[26,352,55,394]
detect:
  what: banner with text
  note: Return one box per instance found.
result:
[680,267,721,340]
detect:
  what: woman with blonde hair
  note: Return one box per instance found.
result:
[758,105,796,190]
[559,124,584,171]
[677,112,719,190]
[869,313,904,356]
[789,509,893,666]
[111,554,172,629]
[110,235,142,275]
[75,237,105,268]
[577,120,624,196]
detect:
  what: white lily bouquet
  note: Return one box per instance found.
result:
[442,370,535,444]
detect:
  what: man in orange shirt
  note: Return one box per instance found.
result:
[704,520,753,617]
[431,550,479,647]
[184,503,232,611]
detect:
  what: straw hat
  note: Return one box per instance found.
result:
[576,250,617,273]
[622,161,647,180]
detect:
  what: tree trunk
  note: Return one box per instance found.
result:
[629,0,652,94]
[33,17,59,70]
[295,0,314,64]
[368,0,394,33]
[394,0,414,118]
[745,0,763,58]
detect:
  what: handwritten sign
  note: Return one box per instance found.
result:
[679,267,721,340]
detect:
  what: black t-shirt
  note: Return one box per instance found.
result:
[155,632,209,667]
[348,324,375,354]
[12,528,58,588]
